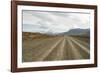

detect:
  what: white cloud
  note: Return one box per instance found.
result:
[22,10,90,34]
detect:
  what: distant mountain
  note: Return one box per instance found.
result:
[81,30,90,36]
[59,28,90,36]
[23,28,90,36]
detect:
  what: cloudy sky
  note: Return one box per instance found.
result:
[22,10,90,34]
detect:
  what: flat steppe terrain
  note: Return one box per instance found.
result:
[22,32,90,62]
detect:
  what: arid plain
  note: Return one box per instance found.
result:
[22,32,90,62]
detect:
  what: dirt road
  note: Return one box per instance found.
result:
[22,35,90,62]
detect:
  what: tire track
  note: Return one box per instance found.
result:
[70,36,90,48]
[44,37,66,60]
[23,37,62,62]
[31,37,63,61]
[66,36,83,59]
[69,37,89,54]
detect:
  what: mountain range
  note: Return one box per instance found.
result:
[23,28,90,36]
[60,28,90,36]
[43,28,90,36]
